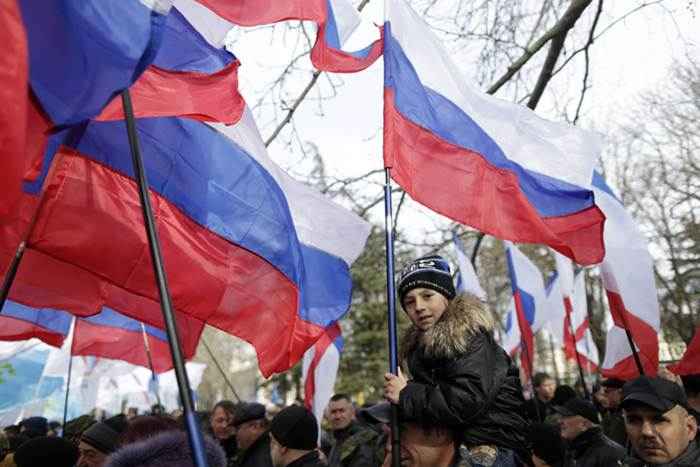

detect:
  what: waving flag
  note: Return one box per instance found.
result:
[669,327,700,376]
[72,308,200,373]
[194,0,383,72]
[505,243,551,378]
[302,323,343,426]
[452,234,487,300]
[18,0,173,126]
[0,301,71,348]
[383,0,605,265]
[3,107,370,377]
[594,172,659,379]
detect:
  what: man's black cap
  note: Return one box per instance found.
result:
[270,406,318,450]
[601,378,626,389]
[357,402,393,425]
[233,402,266,427]
[621,376,688,412]
[553,398,600,424]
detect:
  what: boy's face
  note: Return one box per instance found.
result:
[402,288,448,331]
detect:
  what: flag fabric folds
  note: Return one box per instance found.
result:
[452,234,487,300]
[302,323,343,427]
[504,242,550,378]
[72,308,198,373]
[3,108,370,377]
[194,0,383,73]
[0,301,72,348]
[669,327,700,376]
[18,0,173,126]
[383,0,606,265]
[594,172,659,379]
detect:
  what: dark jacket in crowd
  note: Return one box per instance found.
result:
[218,435,238,461]
[104,430,226,467]
[564,427,626,467]
[398,294,530,461]
[286,451,326,467]
[602,408,627,447]
[623,439,700,467]
[524,397,555,423]
[229,431,273,467]
[328,421,380,467]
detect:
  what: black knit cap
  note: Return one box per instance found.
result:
[397,255,456,307]
[14,436,79,467]
[270,405,318,450]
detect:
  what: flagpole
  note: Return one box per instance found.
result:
[120,90,208,467]
[140,323,163,409]
[202,339,241,402]
[61,321,75,437]
[547,332,562,386]
[624,327,645,376]
[383,169,402,467]
[567,313,591,399]
[520,341,541,422]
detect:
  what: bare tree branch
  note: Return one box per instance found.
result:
[573,0,604,124]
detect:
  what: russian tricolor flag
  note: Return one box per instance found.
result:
[594,172,659,379]
[302,323,343,426]
[193,0,383,72]
[0,301,72,348]
[383,0,606,266]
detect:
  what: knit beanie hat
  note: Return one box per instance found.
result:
[397,255,456,307]
[14,436,79,467]
[270,405,318,450]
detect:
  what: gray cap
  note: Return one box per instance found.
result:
[233,402,266,427]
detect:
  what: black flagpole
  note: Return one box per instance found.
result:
[120,90,208,467]
[383,169,401,467]
[566,310,591,399]
[0,242,26,312]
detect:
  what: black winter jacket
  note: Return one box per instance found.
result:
[564,427,626,467]
[286,451,326,467]
[229,432,273,467]
[398,294,530,461]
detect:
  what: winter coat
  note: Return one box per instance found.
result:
[524,397,555,423]
[623,439,700,467]
[328,422,381,467]
[229,432,273,467]
[602,409,628,447]
[286,451,326,467]
[563,427,626,467]
[399,294,530,461]
[104,430,226,467]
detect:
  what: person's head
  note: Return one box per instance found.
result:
[47,421,61,437]
[681,374,700,413]
[126,407,138,420]
[622,376,698,464]
[210,400,237,441]
[602,378,625,409]
[269,406,318,467]
[551,385,577,407]
[529,423,565,467]
[14,436,78,467]
[150,404,165,416]
[327,394,355,431]
[398,256,456,331]
[533,373,556,402]
[119,415,179,446]
[554,398,600,441]
[78,415,128,467]
[233,402,268,450]
[384,422,457,467]
[19,416,48,439]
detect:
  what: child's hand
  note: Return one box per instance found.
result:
[383,368,407,404]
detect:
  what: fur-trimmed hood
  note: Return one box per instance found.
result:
[104,430,226,467]
[401,293,494,360]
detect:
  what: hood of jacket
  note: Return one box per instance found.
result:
[401,293,494,361]
[104,430,226,467]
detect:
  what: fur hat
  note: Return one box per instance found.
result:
[397,255,455,307]
[105,430,226,467]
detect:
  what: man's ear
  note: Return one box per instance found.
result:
[687,412,698,441]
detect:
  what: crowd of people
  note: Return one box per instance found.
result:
[0,255,698,467]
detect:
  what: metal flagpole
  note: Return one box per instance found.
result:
[140,323,163,409]
[567,314,591,400]
[623,327,645,376]
[202,339,241,402]
[120,90,208,467]
[61,319,76,436]
[0,242,26,312]
[520,341,541,422]
[383,169,401,467]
